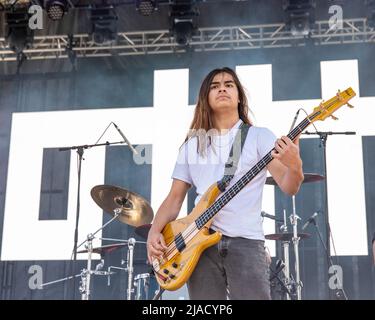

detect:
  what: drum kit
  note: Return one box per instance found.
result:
[40,184,159,300]
[263,172,325,300]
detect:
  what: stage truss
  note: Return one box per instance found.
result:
[0,18,374,62]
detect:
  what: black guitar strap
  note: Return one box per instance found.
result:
[217,121,251,192]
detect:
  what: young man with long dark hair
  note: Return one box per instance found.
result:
[147,67,304,300]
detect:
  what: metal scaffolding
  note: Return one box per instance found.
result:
[0,18,374,62]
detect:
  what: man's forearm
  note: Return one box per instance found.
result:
[150,197,182,233]
[280,161,304,196]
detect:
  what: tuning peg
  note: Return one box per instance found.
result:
[336,90,344,101]
[331,115,338,120]
[347,103,354,108]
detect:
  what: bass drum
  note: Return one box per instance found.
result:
[134,273,159,300]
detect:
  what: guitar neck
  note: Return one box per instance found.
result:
[195,115,313,228]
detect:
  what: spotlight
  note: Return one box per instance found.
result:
[283,0,316,37]
[90,7,118,45]
[5,8,34,54]
[136,0,158,16]
[46,0,68,21]
[290,12,310,36]
[169,3,198,46]
[172,17,194,46]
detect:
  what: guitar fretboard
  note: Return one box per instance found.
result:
[195,115,316,229]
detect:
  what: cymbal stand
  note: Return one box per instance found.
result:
[290,195,302,300]
[79,233,93,300]
[75,210,121,253]
[126,238,136,300]
[40,274,81,288]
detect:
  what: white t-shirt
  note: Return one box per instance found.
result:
[171,120,277,240]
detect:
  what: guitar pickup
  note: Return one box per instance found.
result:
[175,233,186,252]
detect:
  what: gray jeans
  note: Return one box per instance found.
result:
[187,235,271,300]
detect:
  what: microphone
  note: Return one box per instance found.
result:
[302,212,319,231]
[112,122,138,155]
[261,211,283,223]
[289,109,301,133]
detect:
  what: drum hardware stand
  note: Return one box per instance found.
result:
[75,210,121,253]
[126,238,136,300]
[79,233,94,300]
[40,274,82,288]
[40,211,121,299]
[279,209,293,300]
[278,207,302,300]
[78,210,122,300]
[134,274,153,300]
[107,266,127,286]
[104,237,139,300]
[290,196,303,300]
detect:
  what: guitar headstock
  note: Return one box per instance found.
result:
[309,87,356,123]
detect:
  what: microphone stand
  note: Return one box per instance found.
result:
[59,140,129,299]
[302,130,355,300]
[308,219,348,300]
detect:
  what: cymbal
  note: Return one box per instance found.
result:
[77,243,127,254]
[265,232,311,241]
[135,224,152,240]
[91,185,154,227]
[265,173,325,186]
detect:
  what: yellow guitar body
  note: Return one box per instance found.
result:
[153,183,222,291]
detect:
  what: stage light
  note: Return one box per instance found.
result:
[45,1,68,21]
[169,2,198,46]
[283,0,316,37]
[172,17,194,46]
[90,7,118,45]
[136,0,158,16]
[5,8,34,54]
